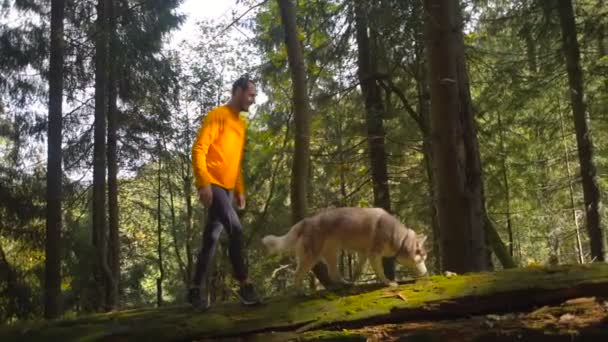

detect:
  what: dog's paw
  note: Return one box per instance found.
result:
[289,288,309,298]
[386,281,399,287]
[337,278,354,287]
[340,280,355,288]
[328,280,353,291]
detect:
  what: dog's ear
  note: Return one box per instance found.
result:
[418,234,427,245]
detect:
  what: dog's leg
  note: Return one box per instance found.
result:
[293,248,316,296]
[351,254,368,282]
[322,249,347,285]
[370,256,398,287]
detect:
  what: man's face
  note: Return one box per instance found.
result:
[238,82,257,112]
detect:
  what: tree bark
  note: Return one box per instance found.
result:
[106,0,119,310]
[424,0,490,273]
[182,113,194,284]
[412,0,441,272]
[454,4,492,271]
[497,111,514,257]
[521,23,537,74]
[93,0,111,311]
[557,0,606,262]
[156,141,164,307]
[277,0,310,225]
[44,0,65,320]
[559,109,585,264]
[598,0,606,57]
[421,141,442,271]
[182,159,194,284]
[337,108,347,279]
[277,0,332,287]
[165,147,188,287]
[484,215,516,269]
[354,0,394,280]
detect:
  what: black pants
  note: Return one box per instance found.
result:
[192,185,248,287]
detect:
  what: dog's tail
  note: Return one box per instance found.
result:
[262,222,301,255]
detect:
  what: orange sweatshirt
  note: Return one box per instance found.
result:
[192,105,247,194]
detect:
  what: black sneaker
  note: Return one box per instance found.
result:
[237,283,261,306]
[187,287,209,310]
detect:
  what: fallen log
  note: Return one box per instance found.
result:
[1,263,608,341]
[281,296,608,341]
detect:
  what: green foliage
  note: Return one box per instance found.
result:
[470,0,608,265]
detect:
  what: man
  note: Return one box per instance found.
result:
[188,76,260,309]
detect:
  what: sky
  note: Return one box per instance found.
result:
[169,0,240,48]
[3,0,264,174]
[168,0,268,106]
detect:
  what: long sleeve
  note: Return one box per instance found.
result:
[234,128,246,195]
[191,112,220,188]
[235,168,245,195]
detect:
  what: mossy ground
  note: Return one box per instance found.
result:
[1,264,607,341]
[296,296,608,341]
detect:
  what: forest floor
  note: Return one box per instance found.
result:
[1,263,608,341]
[288,295,608,341]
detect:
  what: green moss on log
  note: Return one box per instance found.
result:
[1,264,607,341]
[296,296,608,342]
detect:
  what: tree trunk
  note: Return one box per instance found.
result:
[454,4,492,271]
[182,114,194,284]
[598,0,606,57]
[497,111,514,257]
[521,23,537,74]
[421,142,442,271]
[165,148,188,287]
[277,0,310,225]
[559,109,585,264]
[484,215,517,268]
[183,162,194,284]
[92,0,111,311]
[44,0,65,320]
[156,141,164,307]
[417,77,441,271]
[338,111,347,279]
[354,0,394,280]
[412,0,441,272]
[424,0,489,273]
[557,0,606,262]
[277,0,332,287]
[106,0,119,310]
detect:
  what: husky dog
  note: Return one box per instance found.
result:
[262,207,428,291]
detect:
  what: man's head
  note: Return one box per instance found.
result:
[231,75,257,112]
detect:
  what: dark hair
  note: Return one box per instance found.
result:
[231,75,255,95]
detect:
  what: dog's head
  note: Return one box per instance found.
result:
[395,232,428,277]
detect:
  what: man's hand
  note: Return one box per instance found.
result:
[236,193,246,210]
[198,185,213,207]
